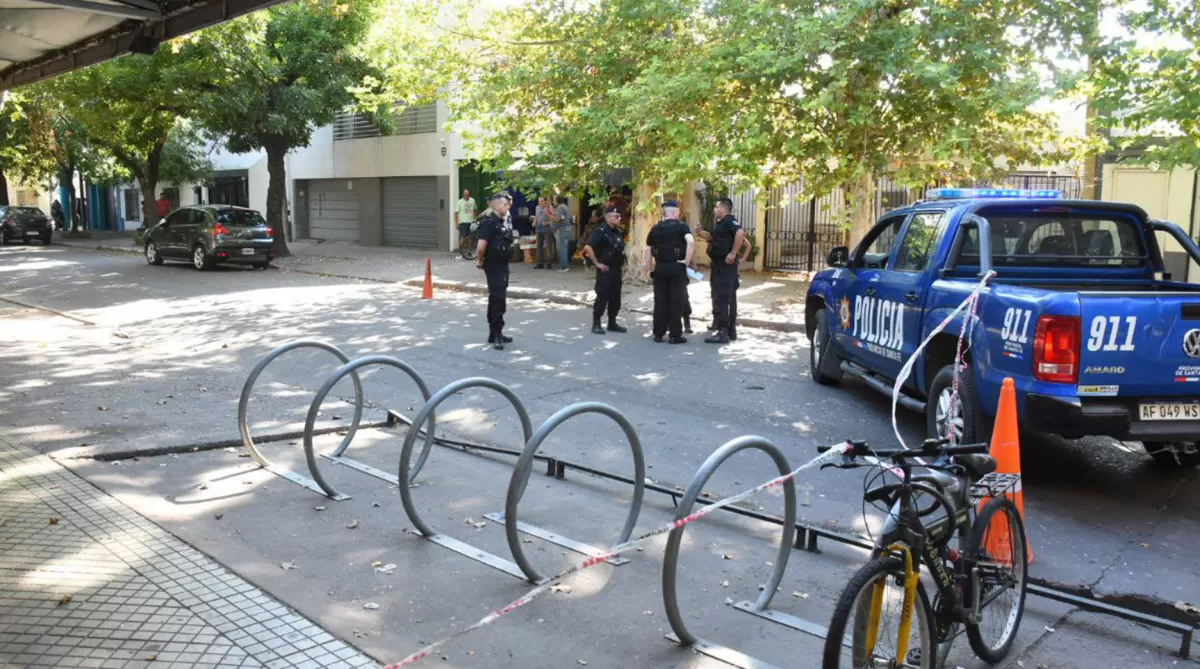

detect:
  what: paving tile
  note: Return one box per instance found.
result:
[0,436,375,669]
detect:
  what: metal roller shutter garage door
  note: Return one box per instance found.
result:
[308,184,361,242]
[382,177,438,248]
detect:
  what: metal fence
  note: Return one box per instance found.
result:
[755,174,1082,272]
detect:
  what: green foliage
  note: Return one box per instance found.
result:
[391,0,1088,202]
[159,124,214,187]
[1090,0,1200,169]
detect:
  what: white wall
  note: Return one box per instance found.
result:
[1102,164,1199,283]
[289,102,454,181]
[248,155,269,219]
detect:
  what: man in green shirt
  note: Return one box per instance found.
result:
[455,190,477,254]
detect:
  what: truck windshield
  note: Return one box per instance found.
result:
[955,213,1148,269]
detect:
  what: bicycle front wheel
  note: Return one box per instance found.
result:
[460,239,477,260]
[823,556,935,669]
[966,497,1028,662]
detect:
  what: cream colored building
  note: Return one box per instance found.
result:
[1100,162,1199,283]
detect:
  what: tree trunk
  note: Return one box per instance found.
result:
[625,181,658,284]
[846,172,877,248]
[265,137,291,257]
[140,142,165,227]
[63,167,77,233]
[0,168,8,206]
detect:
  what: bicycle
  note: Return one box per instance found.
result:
[818,438,1028,669]
[458,222,479,261]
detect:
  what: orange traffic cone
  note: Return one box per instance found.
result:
[422,256,433,300]
[981,377,1034,565]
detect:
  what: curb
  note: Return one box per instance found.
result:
[78,421,389,461]
[57,240,141,257]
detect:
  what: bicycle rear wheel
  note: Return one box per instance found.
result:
[966,497,1028,662]
[823,556,935,669]
[459,237,477,260]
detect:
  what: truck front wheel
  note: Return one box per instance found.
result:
[927,364,981,444]
[1142,442,1200,469]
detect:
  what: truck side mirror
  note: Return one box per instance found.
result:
[827,246,849,268]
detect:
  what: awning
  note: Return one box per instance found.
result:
[0,0,286,89]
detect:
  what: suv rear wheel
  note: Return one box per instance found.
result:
[192,244,214,271]
[1143,442,1200,469]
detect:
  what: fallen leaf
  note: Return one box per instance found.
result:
[58,595,71,606]
[314,506,327,511]
[551,584,572,594]
[97,406,107,411]
[144,655,157,662]
[332,415,343,420]
[238,453,251,458]
[214,513,224,520]
[347,520,360,529]
[280,561,297,571]
[722,554,733,560]
[376,564,397,575]
[473,522,486,529]
[48,517,59,525]
[371,560,384,568]
[577,661,587,666]
[792,591,810,599]
[156,400,167,405]
[243,480,253,485]
[372,502,381,508]
[463,517,476,524]
[724,597,734,605]
[522,538,534,543]
[1140,542,1151,548]
[353,630,368,639]
[224,447,238,454]
[363,602,380,610]
[1044,626,1055,633]
[720,580,729,588]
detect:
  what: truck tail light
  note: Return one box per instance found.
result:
[1033,315,1080,384]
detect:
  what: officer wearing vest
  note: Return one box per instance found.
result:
[642,200,694,343]
[695,197,745,344]
[476,192,516,350]
[583,205,627,334]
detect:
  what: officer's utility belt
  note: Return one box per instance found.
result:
[652,245,683,261]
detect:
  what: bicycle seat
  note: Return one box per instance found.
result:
[954,453,997,481]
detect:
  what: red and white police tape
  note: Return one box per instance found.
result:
[379,440,855,668]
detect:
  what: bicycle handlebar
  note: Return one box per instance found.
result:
[818,438,989,461]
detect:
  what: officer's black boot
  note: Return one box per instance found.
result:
[705,329,730,344]
[491,330,504,350]
[592,322,606,335]
[668,335,688,344]
[607,321,627,333]
[728,325,737,341]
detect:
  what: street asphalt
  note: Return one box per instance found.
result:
[1,243,1197,668]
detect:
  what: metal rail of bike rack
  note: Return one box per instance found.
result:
[238,340,364,500]
[398,377,540,581]
[661,436,798,669]
[385,409,1197,660]
[304,355,437,499]
[498,402,645,582]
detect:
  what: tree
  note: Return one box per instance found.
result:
[1090,0,1200,170]
[389,0,1088,249]
[179,0,388,255]
[45,48,208,227]
[0,92,59,206]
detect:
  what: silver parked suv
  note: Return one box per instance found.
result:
[144,205,276,271]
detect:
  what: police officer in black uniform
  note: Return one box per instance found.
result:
[476,193,516,350]
[695,197,745,344]
[642,200,694,343]
[583,205,627,334]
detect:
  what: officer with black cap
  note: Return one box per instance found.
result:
[694,197,744,343]
[642,200,694,343]
[476,192,516,350]
[582,205,627,334]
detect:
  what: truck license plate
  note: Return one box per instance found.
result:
[241,248,255,255]
[1139,403,1200,421]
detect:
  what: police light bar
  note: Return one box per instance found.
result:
[926,188,1063,200]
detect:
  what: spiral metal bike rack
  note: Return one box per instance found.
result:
[494,402,645,583]
[305,355,437,499]
[238,340,364,499]
[399,377,540,581]
[662,436,798,669]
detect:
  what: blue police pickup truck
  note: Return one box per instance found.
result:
[805,188,1200,468]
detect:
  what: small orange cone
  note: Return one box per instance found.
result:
[422,256,433,299]
[981,377,1034,565]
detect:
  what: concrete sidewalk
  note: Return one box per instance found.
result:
[0,433,377,669]
[55,233,809,332]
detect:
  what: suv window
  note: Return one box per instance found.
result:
[954,214,1147,269]
[856,215,907,269]
[892,212,945,272]
[164,210,189,226]
[215,209,266,227]
[188,209,209,226]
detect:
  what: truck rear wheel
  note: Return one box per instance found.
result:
[927,364,981,444]
[810,310,843,385]
[1142,442,1200,469]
